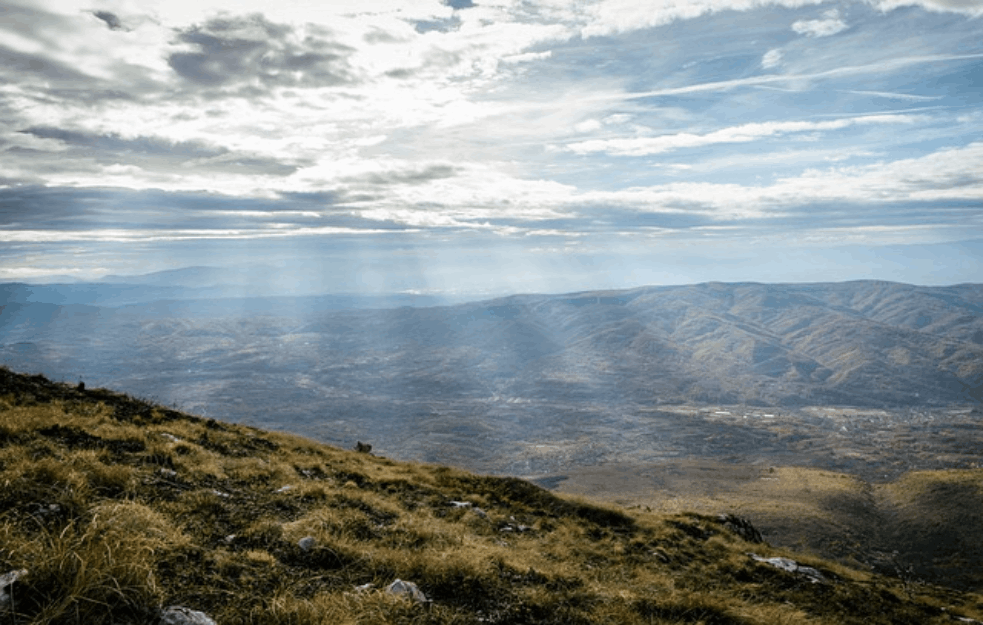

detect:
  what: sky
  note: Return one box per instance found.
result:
[1,0,982,296]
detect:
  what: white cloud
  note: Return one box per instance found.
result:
[581,0,827,37]
[873,0,983,16]
[792,9,848,37]
[565,115,916,156]
[761,48,783,69]
[0,226,402,243]
[501,50,553,64]
[574,119,603,132]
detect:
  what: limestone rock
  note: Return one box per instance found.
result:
[749,553,827,583]
[386,579,428,603]
[0,569,28,614]
[159,606,217,625]
[298,536,317,552]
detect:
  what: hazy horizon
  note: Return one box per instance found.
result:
[1,0,981,293]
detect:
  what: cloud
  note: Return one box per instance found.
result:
[839,90,943,101]
[21,127,225,159]
[579,0,979,38]
[792,9,848,37]
[874,0,983,15]
[500,50,552,64]
[91,11,124,31]
[761,48,782,69]
[15,126,300,176]
[345,163,460,186]
[167,14,356,89]
[580,0,828,37]
[565,115,916,156]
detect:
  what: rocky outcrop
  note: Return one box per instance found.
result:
[749,554,827,583]
[719,514,764,544]
[159,605,218,625]
[386,579,428,604]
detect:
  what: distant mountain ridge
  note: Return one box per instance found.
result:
[2,279,982,410]
[331,279,983,407]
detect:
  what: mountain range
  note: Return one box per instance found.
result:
[3,278,981,410]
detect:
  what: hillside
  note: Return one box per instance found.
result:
[3,281,982,419]
[1,367,982,625]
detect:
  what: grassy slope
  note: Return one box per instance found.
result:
[555,461,983,592]
[1,367,981,625]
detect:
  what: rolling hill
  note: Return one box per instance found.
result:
[1,367,981,625]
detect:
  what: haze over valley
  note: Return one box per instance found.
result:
[2,275,980,470]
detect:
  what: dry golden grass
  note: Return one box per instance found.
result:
[1,367,981,624]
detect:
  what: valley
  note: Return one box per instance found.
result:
[2,278,982,591]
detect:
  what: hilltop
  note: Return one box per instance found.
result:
[1,367,981,624]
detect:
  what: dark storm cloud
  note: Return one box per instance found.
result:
[91,11,124,31]
[17,127,299,176]
[168,14,356,89]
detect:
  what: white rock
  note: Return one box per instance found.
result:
[159,606,217,625]
[749,553,827,583]
[386,579,428,603]
[0,569,28,614]
[298,536,317,552]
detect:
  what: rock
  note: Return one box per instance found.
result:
[298,536,317,552]
[31,503,61,521]
[718,514,763,544]
[354,441,372,453]
[0,569,28,614]
[159,606,217,625]
[499,520,533,533]
[386,579,428,603]
[749,553,827,583]
[450,501,487,519]
[158,468,178,479]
